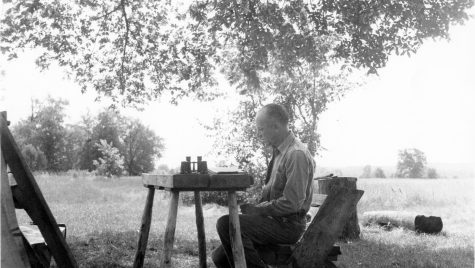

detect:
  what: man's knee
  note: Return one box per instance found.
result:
[212,244,231,268]
[216,215,229,236]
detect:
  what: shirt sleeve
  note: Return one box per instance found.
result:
[256,150,310,216]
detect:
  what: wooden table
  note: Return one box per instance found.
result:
[133,173,253,268]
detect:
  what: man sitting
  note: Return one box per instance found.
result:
[212,103,315,268]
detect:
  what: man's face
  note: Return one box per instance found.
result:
[256,112,276,146]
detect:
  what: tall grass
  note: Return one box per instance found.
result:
[358,178,475,234]
[14,174,474,267]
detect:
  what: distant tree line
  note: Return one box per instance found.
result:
[360,148,439,179]
[11,96,164,177]
[395,148,438,179]
[360,165,386,179]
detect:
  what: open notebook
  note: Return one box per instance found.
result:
[207,167,244,174]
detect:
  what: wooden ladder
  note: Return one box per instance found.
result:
[1,112,77,268]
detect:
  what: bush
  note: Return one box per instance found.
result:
[181,184,263,207]
[93,140,124,178]
[21,144,47,171]
[373,167,386,178]
[426,168,439,179]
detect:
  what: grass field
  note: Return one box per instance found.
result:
[15,173,475,267]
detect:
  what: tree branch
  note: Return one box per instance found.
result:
[92,5,122,20]
[119,0,130,94]
[297,103,309,126]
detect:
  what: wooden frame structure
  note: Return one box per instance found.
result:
[1,112,77,268]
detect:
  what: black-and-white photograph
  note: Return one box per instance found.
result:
[1,1,474,267]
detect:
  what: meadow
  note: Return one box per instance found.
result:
[15,173,475,268]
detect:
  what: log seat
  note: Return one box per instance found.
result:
[256,189,364,268]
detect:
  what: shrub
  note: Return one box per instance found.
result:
[373,167,386,178]
[21,144,47,171]
[182,182,263,207]
[93,140,124,178]
[426,168,439,179]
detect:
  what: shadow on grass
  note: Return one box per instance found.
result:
[335,227,474,268]
[66,227,474,267]
[68,230,222,268]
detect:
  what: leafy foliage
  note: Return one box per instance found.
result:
[396,148,427,178]
[1,0,472,105]
[11,97,69,171]
[122,119,165,175]
[88,110,125,170]
[426,167,439,179]
[373,167,386,178]
[10,97,164,174]
[361,165,372,178]
[201,59,353,204]
[76,112,98,171]
[192,0,473,87]
[0,0,218,106]
[206,53,354,178]
[64,123,90,170]
[93,139,125,178]
[21,143,47,171]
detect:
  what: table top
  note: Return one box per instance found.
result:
[142,173,254,191]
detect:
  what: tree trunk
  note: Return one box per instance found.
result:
[317,177,360,240]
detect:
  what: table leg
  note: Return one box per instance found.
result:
[133,187,155,268]
[161,190,180,268]
[194,191,206,268]
[228,191,246,268]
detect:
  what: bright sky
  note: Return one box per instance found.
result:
[1,15,474,169]
[319,17,475,167]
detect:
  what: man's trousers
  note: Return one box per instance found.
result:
[213,214,306,268]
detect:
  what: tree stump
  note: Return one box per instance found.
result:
[317,177,360,240]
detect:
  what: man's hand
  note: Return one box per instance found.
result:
[240,203,260,215]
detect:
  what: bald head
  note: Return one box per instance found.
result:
[259,103,289,126]
[256,104,290,147]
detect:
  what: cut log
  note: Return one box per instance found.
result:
[317,177,360,239]
[291,188,364,267]
[362,211,443,234]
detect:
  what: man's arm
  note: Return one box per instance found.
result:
[246,150,311,216]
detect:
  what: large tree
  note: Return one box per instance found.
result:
[11,97,70,171]
[87,109,124,169]
[396,148,427,178]
[77,109,165,174]
[76,111,96,171]
[63,123,89,170]
[206,56,354,178]
[1,0,472,105]
[122,118,165,175]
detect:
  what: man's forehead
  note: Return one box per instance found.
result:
[256,111,268,123]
